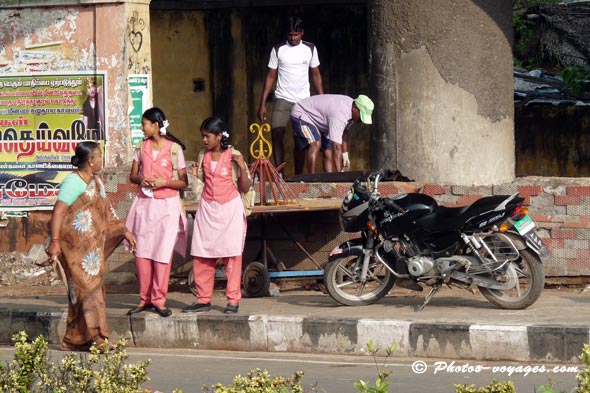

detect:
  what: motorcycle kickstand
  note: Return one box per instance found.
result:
[414,285,440,312]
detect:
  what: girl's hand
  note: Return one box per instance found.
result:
[140,177,154,188]
[232,153,246,167]
[151,175,168,188]
[190,162,199,176]
[124,231,137,253]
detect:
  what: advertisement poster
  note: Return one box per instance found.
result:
[0,72,107,211]
[128,74,149,147]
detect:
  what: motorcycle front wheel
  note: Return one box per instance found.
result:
[479,249,545,309]
[323,254,395,306]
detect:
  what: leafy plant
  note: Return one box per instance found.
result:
[512,0,561,69]
[562,66,590,96]
[0,331,177,393]
[574,343,590,393]
[454,379,516,393]
[354,340,398,393]
[202,368,317,393]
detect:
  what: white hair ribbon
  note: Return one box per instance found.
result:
[221,131,229,138]
[160,120,170,135]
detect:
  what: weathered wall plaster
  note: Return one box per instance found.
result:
[0,4,132,168]
[370,0,515,185]
[397,46,514,185]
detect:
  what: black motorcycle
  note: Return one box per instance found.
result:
[323,171,548,311]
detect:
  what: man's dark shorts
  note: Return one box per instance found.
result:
[290,116,332,151]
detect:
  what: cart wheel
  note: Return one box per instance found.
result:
[187,268,197,296]
[242,261,270,298]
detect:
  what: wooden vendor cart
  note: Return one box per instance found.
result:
[184,198,341,297]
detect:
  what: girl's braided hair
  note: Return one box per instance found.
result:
[142,107,186,150]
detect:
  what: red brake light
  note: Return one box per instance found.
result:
[510,202,524,218]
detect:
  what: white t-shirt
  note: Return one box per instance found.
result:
[268,40,320,103]
[291,94,354,145]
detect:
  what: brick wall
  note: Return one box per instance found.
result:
[2,172,589,279]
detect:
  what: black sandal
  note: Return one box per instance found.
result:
[153,306,172,317]
[127,304,152,315]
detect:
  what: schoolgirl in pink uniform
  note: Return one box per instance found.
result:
[125,107,188,317]
[183,116,252,314]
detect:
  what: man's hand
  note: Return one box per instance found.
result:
[258,105,267,122]
[342,152,350,171]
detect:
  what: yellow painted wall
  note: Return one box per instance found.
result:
[150,10,211,160]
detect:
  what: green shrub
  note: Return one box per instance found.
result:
[574,343,590,393]
[562,66,590,96]
[201,368,317,393]
[454,379,516,393]
[354,340,398,393]
[0,331,180,393]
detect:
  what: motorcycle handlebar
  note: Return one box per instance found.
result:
[366,171,405,214]
[383,198,405,214]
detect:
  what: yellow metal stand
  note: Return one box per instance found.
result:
[248,122,298,206]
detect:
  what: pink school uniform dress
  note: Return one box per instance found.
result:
[191,148,246,257]
[126,139,188,263]
[190,148,247,305]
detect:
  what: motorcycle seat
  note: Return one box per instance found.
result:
[416,195,513,232]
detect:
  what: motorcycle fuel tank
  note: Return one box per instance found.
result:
[375,193,438,237]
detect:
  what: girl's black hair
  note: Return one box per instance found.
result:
[71,141,99,168]
[288,16,304,33]
[200,116,230,150]
[142,107,186,150]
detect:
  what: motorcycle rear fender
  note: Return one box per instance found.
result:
[329,238,364,261]
[503,231,548,259]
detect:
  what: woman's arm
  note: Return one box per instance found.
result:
[47,201,68,260]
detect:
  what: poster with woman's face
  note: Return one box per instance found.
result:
[0,72,107,210]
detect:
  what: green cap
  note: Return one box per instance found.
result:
[354,95,374,124]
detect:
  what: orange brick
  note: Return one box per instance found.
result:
[380,184,400,195]
[551,228,577,239]
[529,214,553,223]
[562,221,590,229]
[517,185,543,197]
[454,194,482,207]
[565,258,590,268]
[333,184,351,196]
[566,186,590,197]
[554,195,581,206]
[422,184,446,196]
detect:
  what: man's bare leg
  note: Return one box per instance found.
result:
[323,150,334,173]
[307,142,321,174]
[271,127,286,170]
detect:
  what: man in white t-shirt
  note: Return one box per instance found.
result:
[258,17,324,172]
[290,94,374,175]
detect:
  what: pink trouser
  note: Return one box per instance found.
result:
[193,256,242,305]
[134,257,172,308]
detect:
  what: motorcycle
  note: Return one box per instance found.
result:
[323,171,548,311]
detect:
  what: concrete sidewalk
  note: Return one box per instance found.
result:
[0,286,588,363]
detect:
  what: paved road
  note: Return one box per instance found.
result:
[0,285,588,363]
[0,347,580,392]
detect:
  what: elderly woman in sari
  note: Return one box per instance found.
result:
[46,141,136,351]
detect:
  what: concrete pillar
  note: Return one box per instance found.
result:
[369,0,515,185]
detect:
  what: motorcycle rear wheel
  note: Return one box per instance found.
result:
[479,249,544,309]
[323,254,395,306]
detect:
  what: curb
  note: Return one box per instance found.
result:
[1,309,587,363]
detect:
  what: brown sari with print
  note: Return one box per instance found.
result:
[57,175,127,349]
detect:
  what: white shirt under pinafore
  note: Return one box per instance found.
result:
[190,150,247,258]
